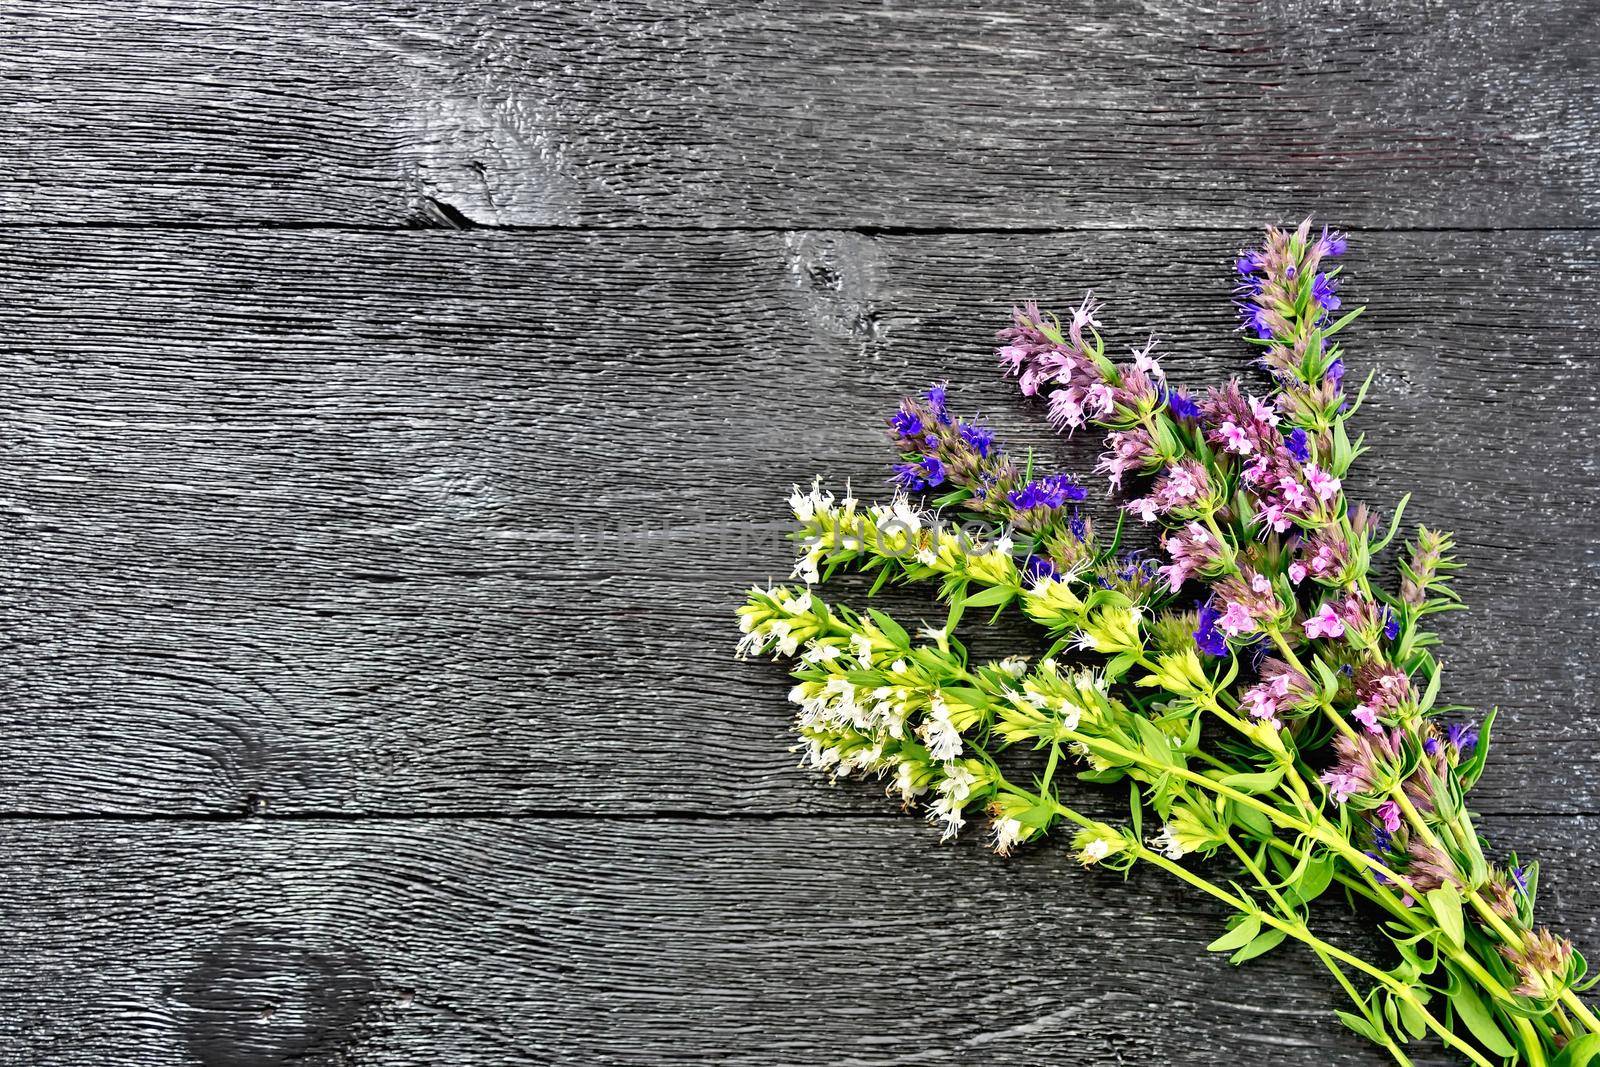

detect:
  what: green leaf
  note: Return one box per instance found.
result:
[1427,885,1465,948]
[1335,1011,1383,1044]
[1371,494,1411,554]
[1132,716,1179,767]
[1206,914,1261,953]
[1447,976,1516,1057]
[1457,707,1497,791]
[943,595,966,634]
[1233,804,1273,839]
[1322,304,1366,339]
[1286,854,1336,907]
[1552,1033,1600,1067]
[963,584,1016,609]
[866,608,909,648]
[1219,767,1285,795]
[1128,781,1143,839]
[1394,994,1429,1041]
[1229,925,1288,964]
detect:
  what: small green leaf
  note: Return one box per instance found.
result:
[1206,914,1261,953]
[1394,994,1429,1040]
[1286,854,1336,907]
[1219,767,1285,795]
[963,584,1016,609]
[1229,925,1288,964]
[1457,707,1497,791]
[1232,804,1273,839]
[1322,304,1366,339]
[1132,716,1179,768]
[1427,885,1465,947]
[866,608,909,647]
[1447,976,1516,1057]
[1371,494,1411,553]
[1335,1010,1383,1044]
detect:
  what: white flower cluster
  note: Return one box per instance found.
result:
[735,584,818,660]
[779,618,987,844]
[787,480,1019,590]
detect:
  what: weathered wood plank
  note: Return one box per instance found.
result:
[3,814,1593,1065]
[2,1,1597,228]
[1,228,1594,817]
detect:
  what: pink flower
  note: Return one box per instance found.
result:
[1126,497,1159,523]
[1279,477,1311,511]
[1350,704,1380,733]
[1218,602,1256,637]
[1132,338,1164,379]
[1376,800,1402,834]
[1304,603,1346,640]
[1158,562,1190,594]
[1321,769,1363,804]
[1045,387,1086,430]
[1240,685,1279,721]
[1258,503,1292,534]
[1087,382,1116,416]
[1219,421,1253,454]
[1288,561,1308,584]
[1306,464,1342,502]
[1249,572,1273,596]
[1248,396,1280,427]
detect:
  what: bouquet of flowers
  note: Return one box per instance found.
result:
[737,220,1598,1065]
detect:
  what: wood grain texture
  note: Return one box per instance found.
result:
[3,814,1595,1066]
[2,0,1598,228]
[2,227,1594,820]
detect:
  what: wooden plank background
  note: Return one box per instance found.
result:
[0,3,1595,1065]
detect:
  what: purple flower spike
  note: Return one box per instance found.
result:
[889,408,923,439]
[893,455,946,492]
[1446,721,1479,756]
[1315,225,1349,258]
[1285,427,1311,463]
[1194,601,1229,657]
[1022,554,1058,583]
[958,421,996,458]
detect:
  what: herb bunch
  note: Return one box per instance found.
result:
[738,221,1597,1065]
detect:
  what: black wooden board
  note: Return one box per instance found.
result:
[2,1,1598,228]
[3,2,1599,1064]
[2,815,1596,1066]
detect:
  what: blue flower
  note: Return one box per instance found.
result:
[1382,608,1400,642]
[926,383,953,425]
[1313,273,1341,314]
[1022,554,1058,583]
[1327,357,1346,389]
[1424,737,1440,757]
[1372,826,1393,854]
[1069,509,1088,541]
[1166,389,1202,422]
[1244,304,1275,340]
[1194,601,1229,657]
[1008,475,1087,511]
[1511,865,1529,895]
[1316,227,1348,258]
[1285,427,1311,463]
[888,409,923,438]
[893,455,946,492]
[958,421,996,458]
[1446,721,1479,756]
